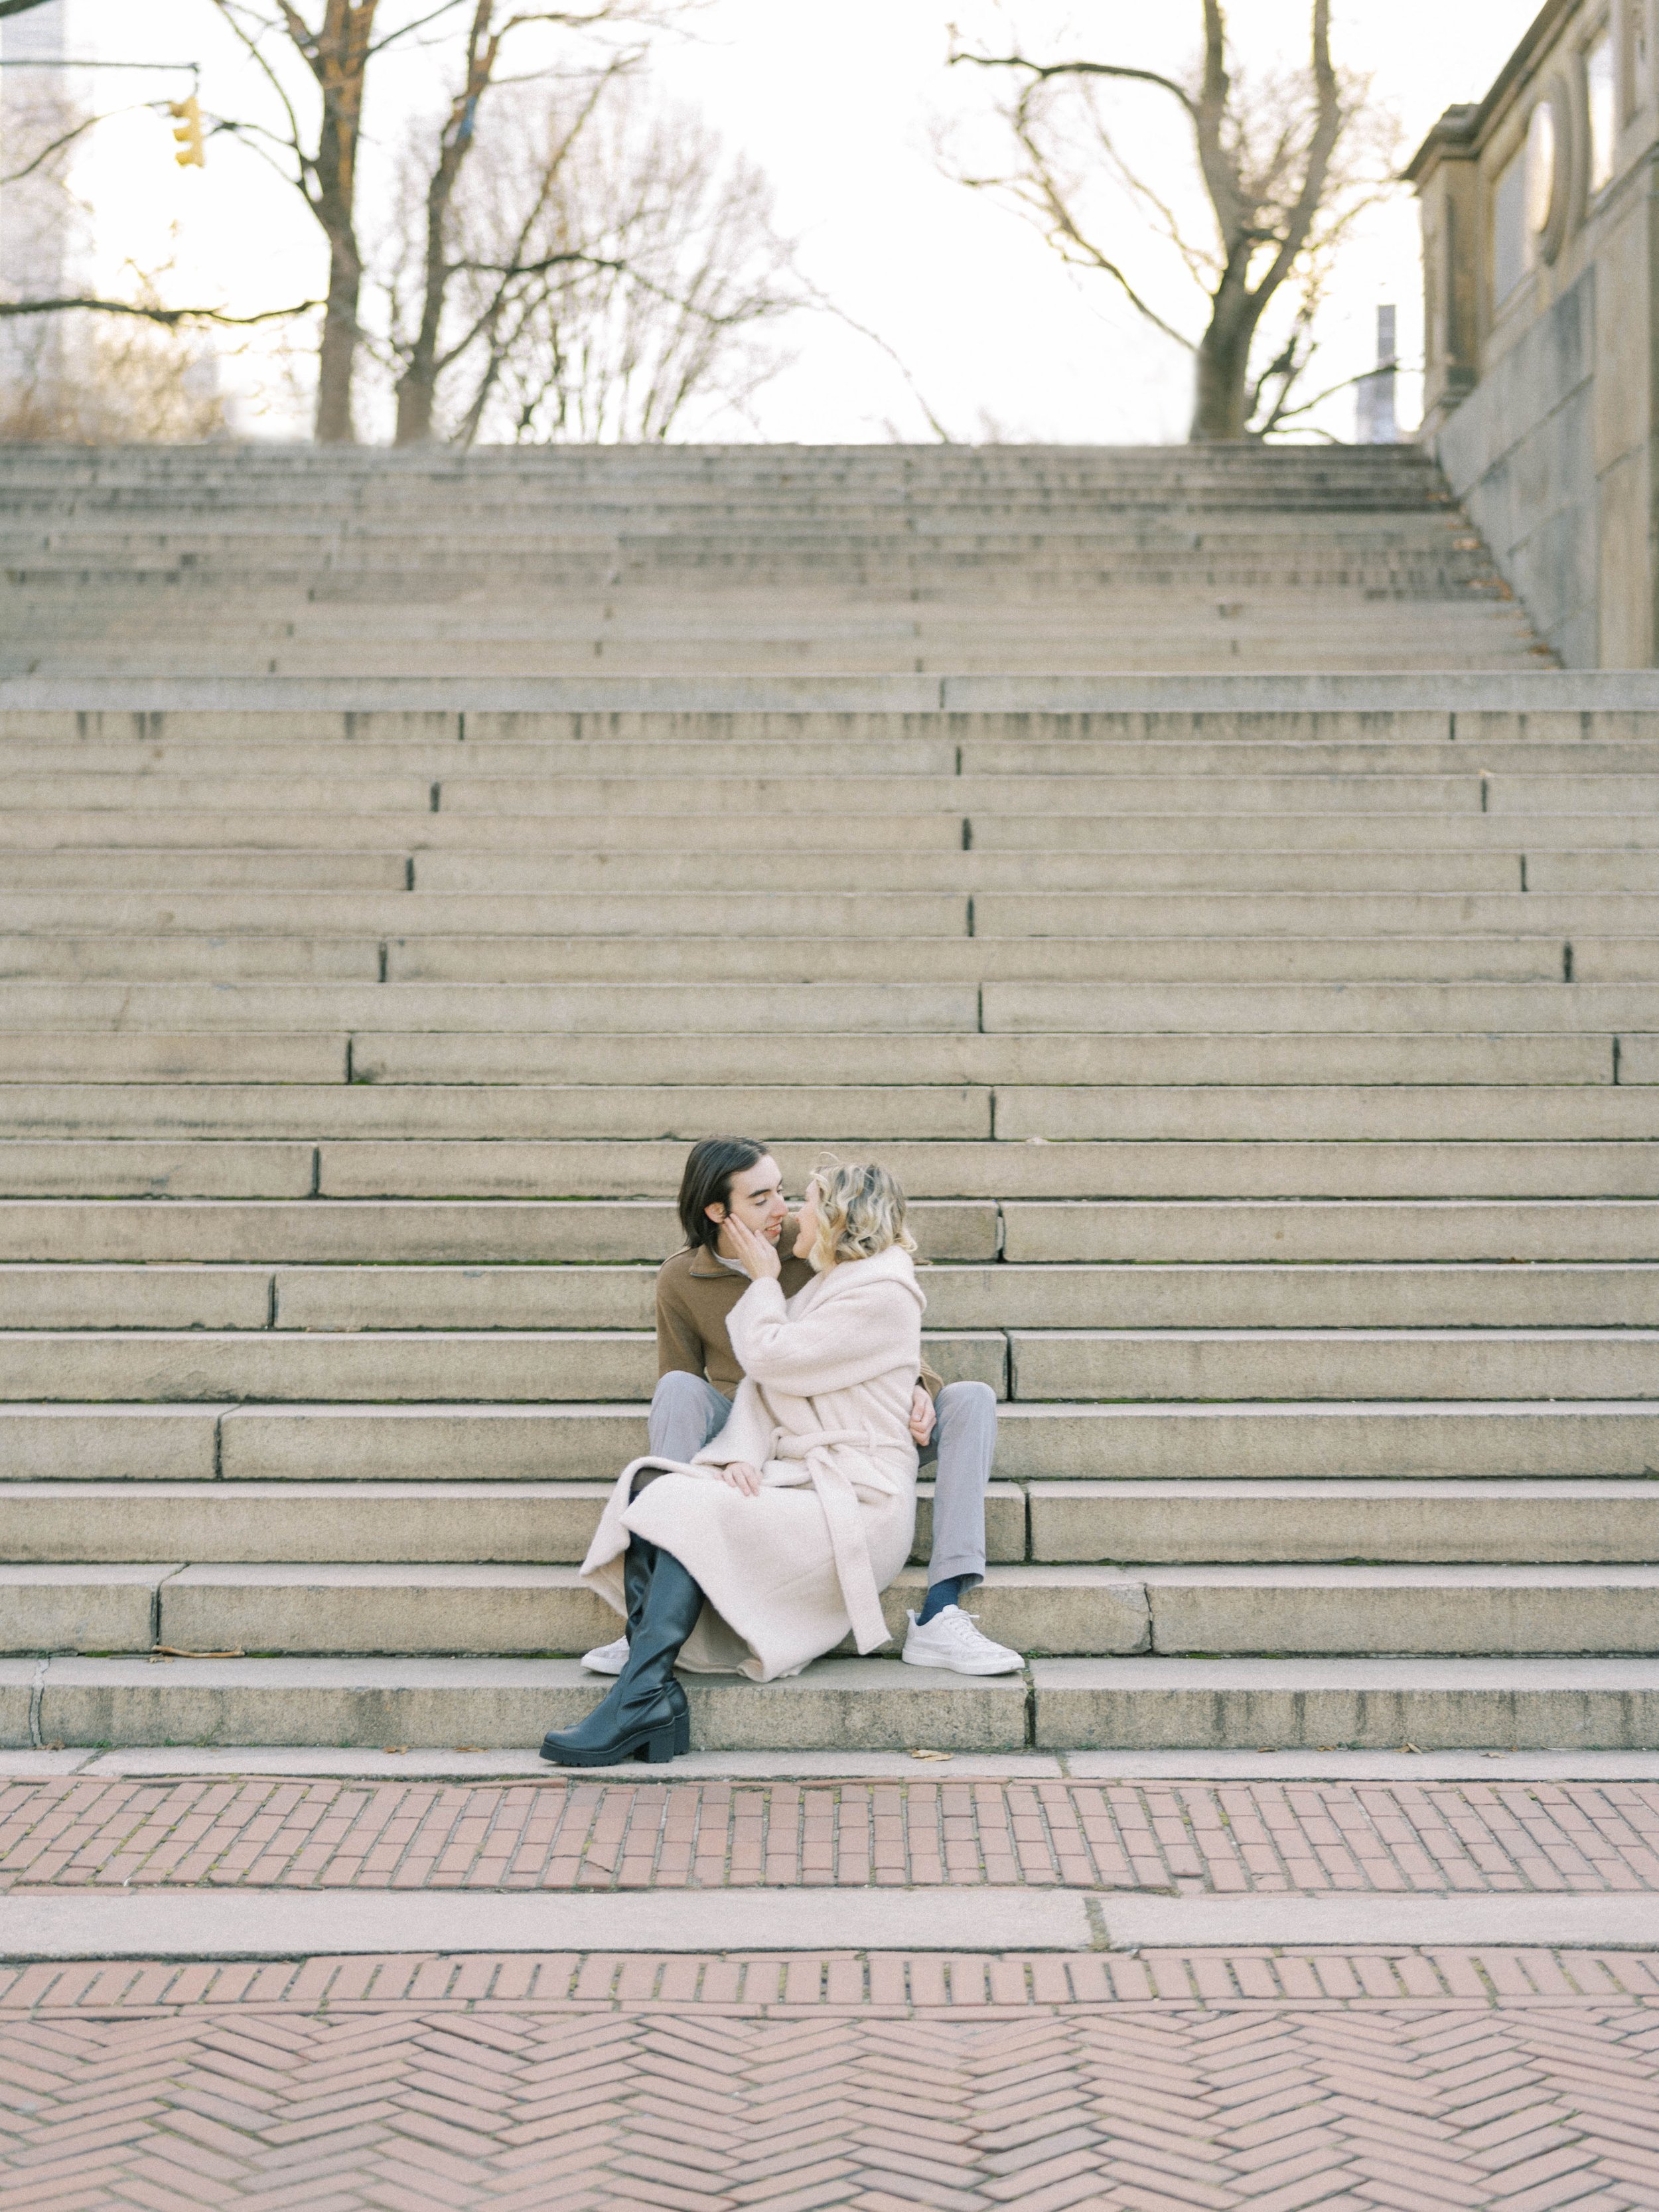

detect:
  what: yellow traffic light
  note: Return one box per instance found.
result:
[169,96,204,169]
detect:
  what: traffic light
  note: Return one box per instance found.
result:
[170,96,204,169]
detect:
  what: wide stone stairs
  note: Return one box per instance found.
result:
[0,441,1549,677]
[0,444,1654,1752]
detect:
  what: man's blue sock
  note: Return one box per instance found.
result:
[918,1576,969,1626]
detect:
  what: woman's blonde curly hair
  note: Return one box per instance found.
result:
[804,1160,916,1274]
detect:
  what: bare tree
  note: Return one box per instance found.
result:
[206,0,399,443]
[392,2,678,445]
[950,1,1388,441]
[384,74,795,444]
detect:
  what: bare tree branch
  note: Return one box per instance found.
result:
[0,295,321,325]
[1001,86,1195,351]
[948,40,1198,123]
[0,106,141,188]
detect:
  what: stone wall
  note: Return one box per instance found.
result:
[1407,0,1659,668]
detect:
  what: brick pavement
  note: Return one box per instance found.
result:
[7,1777,1659,1896]
[2,1965,1659,2209]
[9,1783,1659,2207]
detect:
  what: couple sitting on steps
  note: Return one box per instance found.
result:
[540,1136,1022,1769]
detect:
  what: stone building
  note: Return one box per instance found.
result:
[1408,0,1658,667]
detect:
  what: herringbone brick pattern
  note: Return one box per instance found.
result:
[3,1978,1659,2209]
[7,1777,1659,1895]
[7,1946,1659,2011]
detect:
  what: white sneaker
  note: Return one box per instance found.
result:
[901,1606,1024,1675]
[581,1635,628,1675]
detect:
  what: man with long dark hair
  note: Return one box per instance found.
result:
[581,1135,1021,1677]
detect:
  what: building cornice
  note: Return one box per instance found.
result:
[1403,0,1579,183]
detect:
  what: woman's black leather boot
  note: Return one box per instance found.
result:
[622,1536,689,1754]
[542,1544,703,1767]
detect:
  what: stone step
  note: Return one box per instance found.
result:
[993,1402,1659,1480]
[1,1259,1652,1333]
[1,1195,1647,1268]
[0,1561,1112,1660]
[0,1328,1007,1402]
[0,1029,1617,1086]
[2,524,1487,551]
[0,851,1555,901]
[0,646,1547,677]
[1009,1327,1659,1401]
[0,851,413,891]
[1000,1199,1659,1261]
[11,644,1546,679]
[0,1195,1652,1268]
[4,1474,1650,1568]
[0,769,1561,812]
[0,778,1613,844]
[0,891,977,938]
[7,811,1639,856]
[350,1031,1621,1086]
[0,533,1493,561]
[1,980,1654,1033]
[0,1084,997,1141]
[0,935,1601,987]
[7,1085,1657,1143]
[1032,1479,1659,1562]
[15,736,1659,779]
[25,584,1506,611]
[414,849,1537,893]
[378,936,1585,986]
[5,1137,1656,1201]
[0,939,384,983]
[0,1035,352,1082]
[2,1653,1031,1752]
[0,1197,993,1263]
[9,1558,1658,1660]
[7,704,1642,743]
[0,888,1656,936]
[1127,1564,1659,1655]
[4,1322,1604,1408]
[2,1399,1655,1485]
[1,1650,1648,1751]
[1030,1657,1659,1749]
[14,1319,1607,1408]
[0,1480,1025,1567]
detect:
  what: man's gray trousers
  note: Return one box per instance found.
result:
[647,1370,997,1587]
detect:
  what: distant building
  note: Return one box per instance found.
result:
[0,0,73,410]
[1354,306,1399,445]
[1407,0,1657,667]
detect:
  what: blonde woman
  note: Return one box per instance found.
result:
[541,1163,927,1767]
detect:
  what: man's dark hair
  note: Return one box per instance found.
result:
[678,1136,772,1253]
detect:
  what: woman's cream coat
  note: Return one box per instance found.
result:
[578,1244,925,1682]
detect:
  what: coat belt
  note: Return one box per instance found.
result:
[770,1428,893,1653]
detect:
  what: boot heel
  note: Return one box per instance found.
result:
[640,1722,678,1763]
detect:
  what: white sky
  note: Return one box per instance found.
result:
[29,0,1544,442]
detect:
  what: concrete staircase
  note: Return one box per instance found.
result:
[1,441,1550,676]
[0,440,1656,1753]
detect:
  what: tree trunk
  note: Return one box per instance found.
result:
[315,227,362,443]
[295,0,378,445]
[393,139,462,445]
[396,6,504,446]
[1190,296,1257,441]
